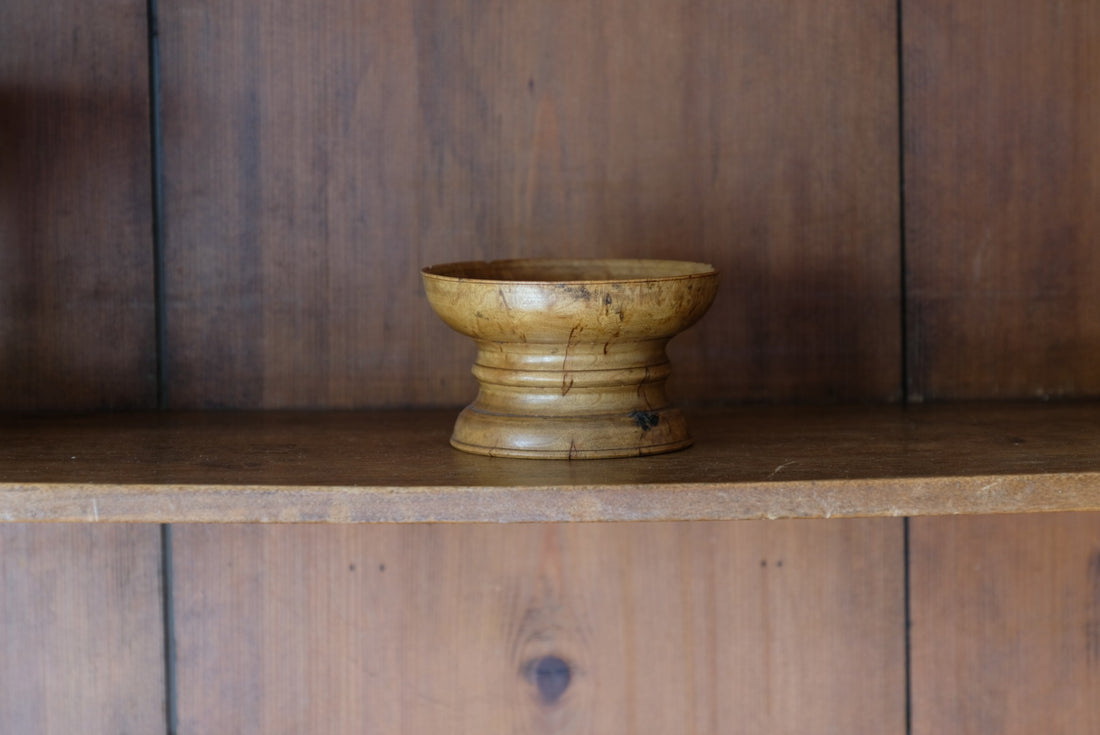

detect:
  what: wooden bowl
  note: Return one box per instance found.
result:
[422,258,718,459]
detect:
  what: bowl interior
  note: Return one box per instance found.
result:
[422,258,715,283]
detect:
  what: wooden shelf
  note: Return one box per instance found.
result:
[2,402,1099,523]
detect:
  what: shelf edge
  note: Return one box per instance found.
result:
[3,472,1099,523]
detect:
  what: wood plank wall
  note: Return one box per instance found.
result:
[0,525,166,732]
[2,1,1098,734]
[902,1,1100,730]
[904,0,1100,402]
[160,0,901,408]
[0,0,155,409]
[0,3,166,731]
[171,523,904,733]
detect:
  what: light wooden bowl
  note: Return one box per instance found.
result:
[422,258,718,459]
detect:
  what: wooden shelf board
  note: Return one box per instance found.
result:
[2,403,1099,523]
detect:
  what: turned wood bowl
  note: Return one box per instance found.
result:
[421,258,718,459]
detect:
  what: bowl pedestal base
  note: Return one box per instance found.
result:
[450,338,693,459]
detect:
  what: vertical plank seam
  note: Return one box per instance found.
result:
[160,524,179,735]
[896,0,911,405]
[148,0,168,411]
[147,0,178,732]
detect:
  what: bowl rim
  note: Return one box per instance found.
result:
[421,258,718,285]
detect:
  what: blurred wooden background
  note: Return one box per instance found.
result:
[2,0,1098,732]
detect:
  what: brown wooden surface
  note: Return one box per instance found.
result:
[0,524,166,733]
[0,0,155,410]
[173,520,904,734]
[910,513,1100,734]
[903,6,1100,732]
[160,0,901,409]
[903,0,1100,400]
[2,402,1099,522]
[8,0,1099,730]
[1,4,162,732]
